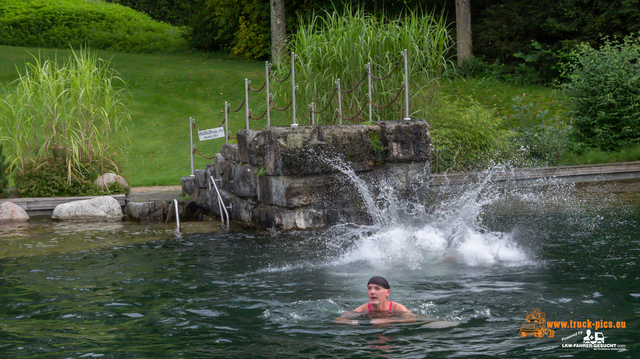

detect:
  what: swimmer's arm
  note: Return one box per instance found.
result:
[370,313,418,325]
[371,303,416,324]
[334,304,368,324]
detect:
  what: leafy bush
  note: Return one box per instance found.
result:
[513,41,572,84]
[504,97,572,165]
[188,0,270,59]
[0,47,129,193]
[562,36,640,151]
[429,99,514,173]
[106,0,197,26]
[16,160,127,198]
[0,0,188,53]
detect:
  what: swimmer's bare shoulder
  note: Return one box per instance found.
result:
[391,302,410,313]
[353,303,368,312]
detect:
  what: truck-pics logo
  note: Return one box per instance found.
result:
[519,308,555,338]
[520,308,627,351]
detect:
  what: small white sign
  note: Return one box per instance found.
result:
[198,127,225,141]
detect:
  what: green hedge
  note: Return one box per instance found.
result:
[0,0,188,52]
[16,160,127,198]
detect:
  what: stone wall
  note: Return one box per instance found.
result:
[181,119,432,230]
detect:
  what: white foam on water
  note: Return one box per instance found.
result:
[323,162,539,269]
[329,223,529,268]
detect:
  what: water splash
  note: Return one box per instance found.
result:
[322,162,563,268]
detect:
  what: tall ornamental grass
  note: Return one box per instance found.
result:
[268,8,454,125]
[0,48,130,185]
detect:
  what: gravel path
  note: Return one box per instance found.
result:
[128,186,182,202]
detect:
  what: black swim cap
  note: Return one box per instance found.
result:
[367,276,390,289]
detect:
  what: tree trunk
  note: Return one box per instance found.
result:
[270,0,286,63]
[456,0,472,68]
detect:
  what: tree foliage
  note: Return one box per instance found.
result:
[473,0,640,65]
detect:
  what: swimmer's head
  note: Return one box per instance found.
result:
[367,276,390,289]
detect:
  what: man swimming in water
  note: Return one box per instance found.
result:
[335,276,414,324]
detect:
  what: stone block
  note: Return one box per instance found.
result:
[205,164,216,183]
[0,201,29,222]
[237,129,266,166]
[318,125,374,172]
[125,201,166,221]
[197,187,232,218]
[181,176,196,196]
[52,196,123,222]
[263,125,375,176]
[220,143,240,162]
[229,196,256,224]
[213,153,227,180]
[252,204,326,231]
[378,119,432,163]
[94,172,128,189]
[258,174,338,208]
[194,169,207,189]
[219,162,258,199]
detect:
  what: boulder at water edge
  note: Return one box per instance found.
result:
[52,196,123,222]
[0,202,29,222]
[94,172,128,189]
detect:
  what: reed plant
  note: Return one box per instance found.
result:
[268,7,454,125]
[0,47,129,188]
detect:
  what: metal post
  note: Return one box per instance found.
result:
[245,78,250,129]
[403,49,410,120]
[173,199,180,231]
[189,117,194,176]
[337,79,342,125]
[265,61,271,127]
[291,52,297,125]
[367,63,373,123]
[311,102,315,125]
[224,102,229,144]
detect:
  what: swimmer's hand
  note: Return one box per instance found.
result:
[334,311,361,325]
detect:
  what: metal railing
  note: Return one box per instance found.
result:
[228,49,411,131]
[189,49,413,170]
[209,175,230,227]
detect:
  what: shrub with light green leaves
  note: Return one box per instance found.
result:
[562,36,640,151]
[0,0,188,53]
[429,99,515,173]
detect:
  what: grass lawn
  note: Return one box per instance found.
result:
[1,45,267,186]
[1,45,570,187]
[439,77,568,122]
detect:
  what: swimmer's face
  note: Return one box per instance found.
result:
[367,284,390,304]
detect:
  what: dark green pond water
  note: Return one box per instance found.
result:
[0,177,639,358]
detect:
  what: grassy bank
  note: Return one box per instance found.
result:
[1,45,622,188]
[1,45,265,186]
